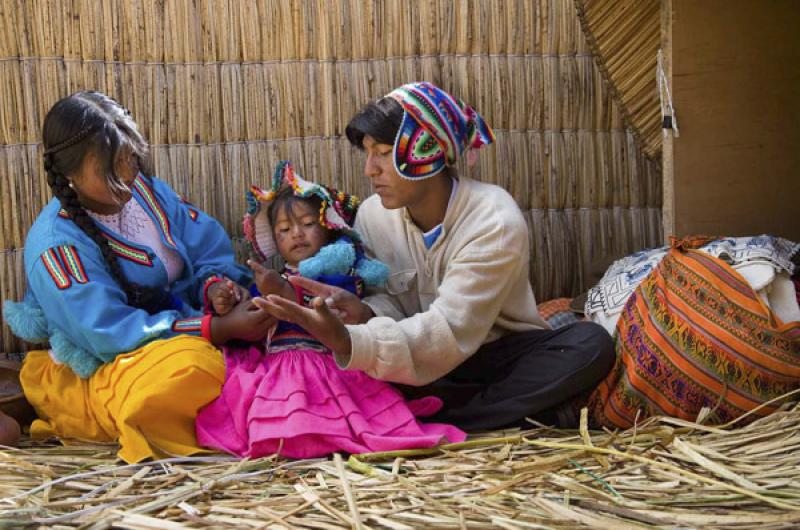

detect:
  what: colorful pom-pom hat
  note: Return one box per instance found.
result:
[243,160,361,261]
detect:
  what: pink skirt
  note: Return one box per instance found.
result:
[196,345,466,459]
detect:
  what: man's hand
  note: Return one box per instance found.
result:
[208,279,250,315]
[285,275,374,325]
[252,295,353,364]
[210,299,275,344]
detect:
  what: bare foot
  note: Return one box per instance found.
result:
[0,410,20,446]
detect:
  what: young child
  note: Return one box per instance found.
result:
[195,161,465,459]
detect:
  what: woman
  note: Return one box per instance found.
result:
[256,82,616,430]
[4,91,274,462]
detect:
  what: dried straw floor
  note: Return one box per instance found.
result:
[2,404,800,529]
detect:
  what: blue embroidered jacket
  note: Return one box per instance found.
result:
[4,174,250,378]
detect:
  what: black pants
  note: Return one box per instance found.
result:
[397,321,615,431]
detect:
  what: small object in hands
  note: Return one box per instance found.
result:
[0,359,36,427]
[569,292,589,315]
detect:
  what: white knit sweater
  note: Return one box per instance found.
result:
[342,176,547,386]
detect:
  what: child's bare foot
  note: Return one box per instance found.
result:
[0,410,20,446]
[0,360,35,441]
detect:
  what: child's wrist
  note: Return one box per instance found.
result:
[281,279,296,300]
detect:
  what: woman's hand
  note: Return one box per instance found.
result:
[252,295,353,363]
[210,299,275,344]
[285,275,374,325]
[208,279,251,315]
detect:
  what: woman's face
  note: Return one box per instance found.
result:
[69,147,139,214]
[273,200,330,267]
[362,135,426,210]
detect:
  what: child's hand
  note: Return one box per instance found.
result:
[208,279,250,315]
[248,260,295,299]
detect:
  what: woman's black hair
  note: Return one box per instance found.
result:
[267,187,334,244]
[42,90,172,314]
[344,97,404,148]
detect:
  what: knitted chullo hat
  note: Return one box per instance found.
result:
[243,160,360,261]
[387,81,495,180]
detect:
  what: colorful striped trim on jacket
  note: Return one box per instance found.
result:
[40,245,90,289]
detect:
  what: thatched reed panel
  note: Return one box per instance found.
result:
[575,0,662,158]
[0,0,662,354]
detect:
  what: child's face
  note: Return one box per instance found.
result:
[273,200,330,267]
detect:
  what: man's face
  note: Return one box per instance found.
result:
[362,135,426,210]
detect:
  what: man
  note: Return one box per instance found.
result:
[256,82,615,430]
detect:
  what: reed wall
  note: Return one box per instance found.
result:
[0,0,662,353]
[575,0,662,158]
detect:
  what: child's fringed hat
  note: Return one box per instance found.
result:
[243,160,361,261]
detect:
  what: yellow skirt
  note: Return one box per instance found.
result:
[20,335,225,463]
